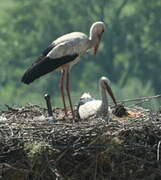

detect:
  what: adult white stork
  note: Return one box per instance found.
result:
[21,21,105,119]
[77,77,117,121]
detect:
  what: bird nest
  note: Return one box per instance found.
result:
[0,98,161,180]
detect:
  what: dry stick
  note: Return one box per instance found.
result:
[119,94,161,104]
[94,154,98,180]
[54,149,69,164]
[7,125,14,137]
[157,141,161,161]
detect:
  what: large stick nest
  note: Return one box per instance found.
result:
[0,100,161,180]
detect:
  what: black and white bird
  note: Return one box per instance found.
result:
[21,21,105,118]
[77,77,117,121]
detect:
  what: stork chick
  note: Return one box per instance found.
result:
[78,77,117,121]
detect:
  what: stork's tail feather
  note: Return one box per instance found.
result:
[21,56,52,84]
[21,71,35,84]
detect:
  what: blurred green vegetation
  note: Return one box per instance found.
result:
[0,0,161,109]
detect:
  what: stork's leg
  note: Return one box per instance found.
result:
[66,69,75,119]
[59,70,67,116]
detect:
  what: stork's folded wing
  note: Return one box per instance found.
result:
[21,54,78,84]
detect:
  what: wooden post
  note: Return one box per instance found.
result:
[44,94,53,117]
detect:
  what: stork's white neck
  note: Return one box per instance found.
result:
[99,88,109,118]
[101,88,108,108]
[89,32,98,48]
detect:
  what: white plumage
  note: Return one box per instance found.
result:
[78,99,103,119]
[22,22,105,119]
[78,77,117,121]
[48,33,88,61]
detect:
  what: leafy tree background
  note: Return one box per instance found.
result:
[0,0,161,109]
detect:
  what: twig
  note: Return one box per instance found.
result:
[157,141,161,161]
[5,105,18,112]
[94,154,98,180]
[119,94,161,104]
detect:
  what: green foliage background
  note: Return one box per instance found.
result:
[0,0,161,109]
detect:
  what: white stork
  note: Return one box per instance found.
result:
[21,21,105,119]
[77,77,117,121]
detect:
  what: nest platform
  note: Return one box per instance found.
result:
[0,98,161,180]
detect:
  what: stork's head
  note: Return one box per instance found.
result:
[99,77,117,106]
[90,21,106,56]
[99,77,111,89]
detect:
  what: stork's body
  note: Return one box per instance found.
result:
[21,22,105,118]
[78,77,117,121]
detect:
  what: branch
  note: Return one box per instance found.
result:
[115,0,129,19]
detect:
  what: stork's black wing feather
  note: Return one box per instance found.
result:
[42,43,55,56]
[21,54,78,84]
[35,43,55,63]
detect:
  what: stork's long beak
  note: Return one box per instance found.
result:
[104,83,117,106]
[93,33,103,56]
